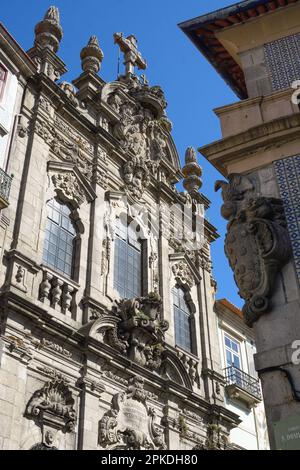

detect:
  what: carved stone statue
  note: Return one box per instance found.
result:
[215,173,292,326]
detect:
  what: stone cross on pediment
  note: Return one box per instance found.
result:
[114,32,147,76]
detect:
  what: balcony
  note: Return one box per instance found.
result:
[0,167,13,209]
[224,365,262,408]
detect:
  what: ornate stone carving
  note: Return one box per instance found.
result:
[101,237,111,276]
[93,293,168,371]
[80,35,104,74]
[215,173,292,326]
[123,157,153,199]
[41,338,72,359]
[52,173,86,207]
[112,292,169,371]
[35,118,93,180]
[26,374,77,433]
[99,376,166,450]
[172,261,194,289]
[149,251,159,293]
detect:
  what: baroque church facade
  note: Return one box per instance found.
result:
[0,7,244,450]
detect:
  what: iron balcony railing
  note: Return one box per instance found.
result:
[0,167,12,206]
[224,365,262,401]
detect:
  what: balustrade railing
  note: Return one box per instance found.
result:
[224,365,262,400]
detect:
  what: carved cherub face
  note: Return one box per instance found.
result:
[45,430,54,446]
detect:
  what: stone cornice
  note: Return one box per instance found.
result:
[199,112,300,176]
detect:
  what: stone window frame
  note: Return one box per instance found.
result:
[172,281,198,357]
[38,166,89,289]
[111,214,149,300]
[42,196,83,282]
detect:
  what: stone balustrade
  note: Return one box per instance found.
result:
[176,348,199,386]
[39,269,77,318]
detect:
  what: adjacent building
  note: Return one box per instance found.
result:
[180,0,300,449]
[215,299,269,450]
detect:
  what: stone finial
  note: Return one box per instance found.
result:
[80,36,104,74]
[182,147,202,193]
[34,6,63,53]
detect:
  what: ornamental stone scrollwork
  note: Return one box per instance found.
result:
[99,376,166,450]
[82,292,169,371]
[123,157,153,199]
[172,261,194,290]
[26,373,77,434]
[52,173,86,207]
[215,173,292,327]
[108,292,169,371]
[108,84,171,199]
[34,118,94,180]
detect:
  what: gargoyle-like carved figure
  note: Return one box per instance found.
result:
[113,292,169,371]
[215,173,292,326]
[26,376,77,433]
[99,376,166,450]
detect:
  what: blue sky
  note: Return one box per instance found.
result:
[1,0,243,307]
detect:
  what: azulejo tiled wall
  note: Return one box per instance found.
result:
[264,33,300,92]
[274,155,300,283]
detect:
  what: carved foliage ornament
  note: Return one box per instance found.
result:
[215,174,292,326]
[99,376,166,450]
[35,119,93,181]
[172,261,194,290]
[52,173,86,207]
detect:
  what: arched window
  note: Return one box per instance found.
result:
[173,286,192,353]
[43,198,76,278]
[113,218,142,299]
